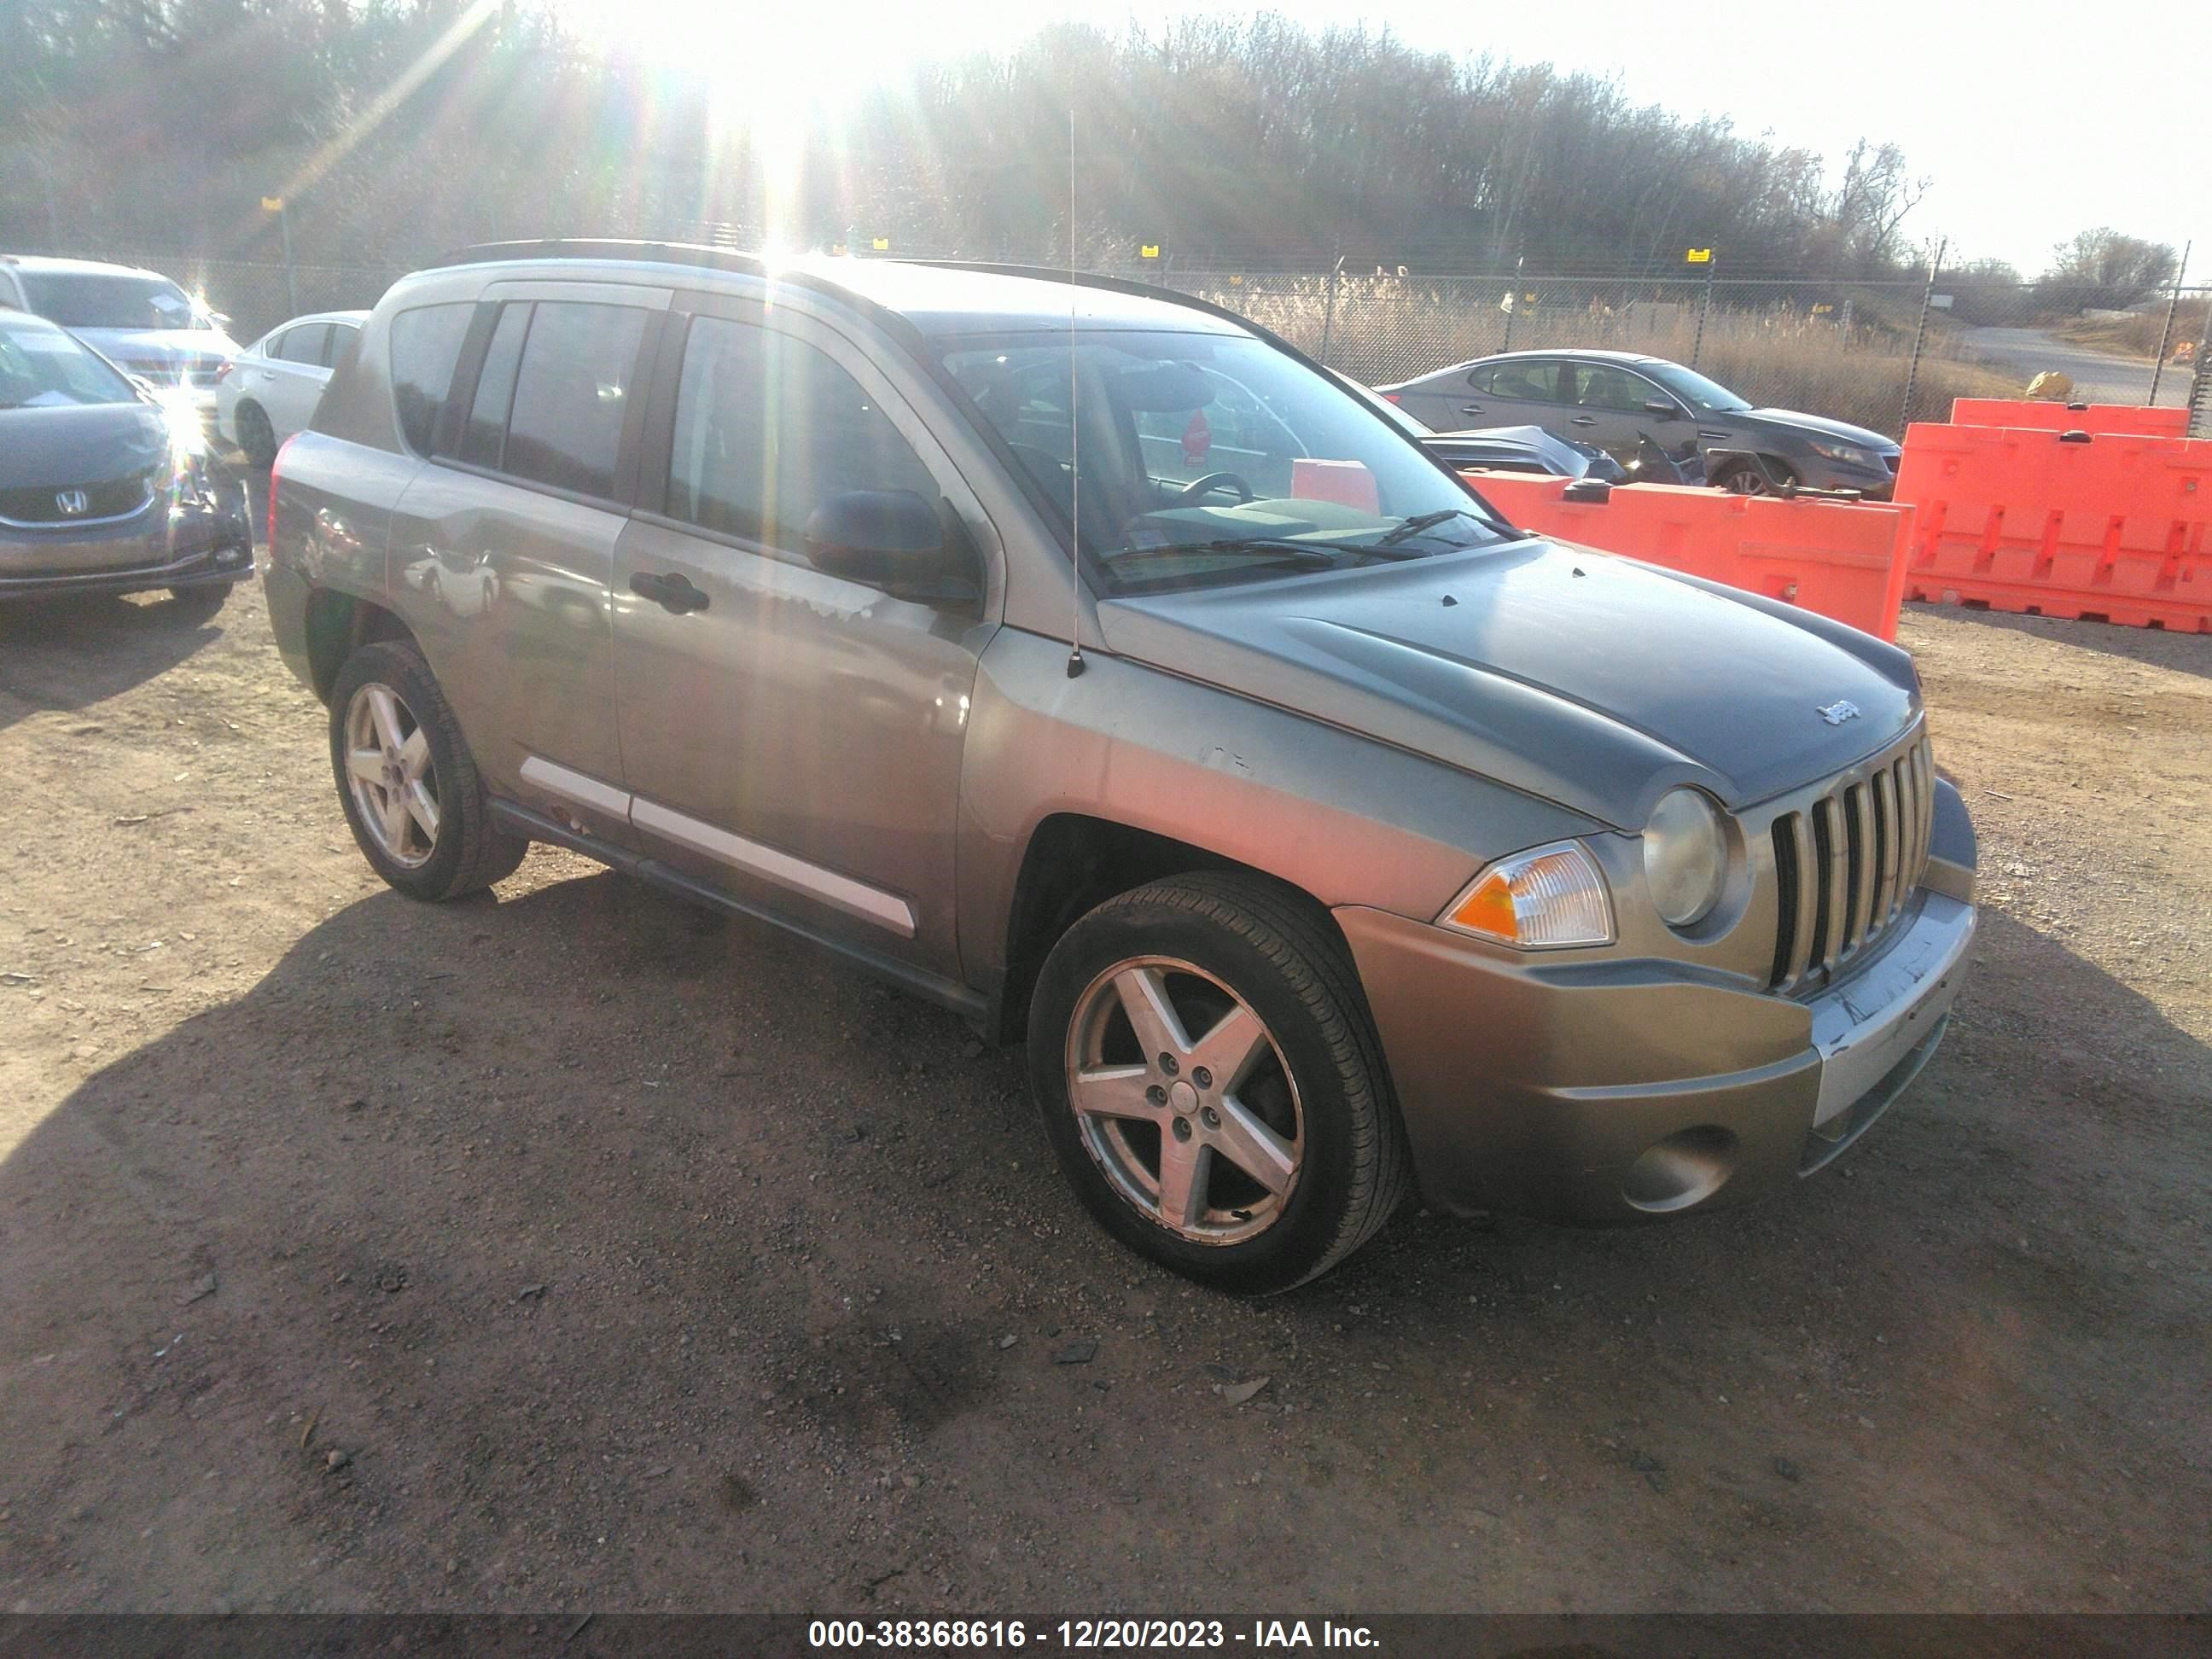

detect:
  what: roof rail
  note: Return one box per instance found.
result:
[431,238,770,277]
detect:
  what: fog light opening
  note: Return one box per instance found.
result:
[1622,1126,1739,1214]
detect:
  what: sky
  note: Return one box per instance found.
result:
[560,0,2205,282]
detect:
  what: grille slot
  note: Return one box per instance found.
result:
[1768,736,1935,993]
[0,472,159,527]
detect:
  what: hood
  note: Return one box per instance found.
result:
[73,327,241,367]
[1096,538,1919,830]
[0,403,171,488]
[1741,408,1898,450]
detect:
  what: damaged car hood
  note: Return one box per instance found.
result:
[1097,537,1919,830]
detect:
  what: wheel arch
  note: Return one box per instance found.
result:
[305,587,421,705]
[987,812,1347,1046]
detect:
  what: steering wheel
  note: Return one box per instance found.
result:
[1176,471,1255,505]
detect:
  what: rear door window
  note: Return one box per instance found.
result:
[457,303,532,470]
[274,323,330,365]
[388,302,475,457]
[323,323,360,368]
[498,301,648,500]
[1485,360,1563,403]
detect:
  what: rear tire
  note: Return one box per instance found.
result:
[235,402,277,471]
[328,640,527,901]
[1027,871,1411,1293]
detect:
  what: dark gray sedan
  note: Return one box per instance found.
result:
[0,308,253,612]
[1380,348,1903,498]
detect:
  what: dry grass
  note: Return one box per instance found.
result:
[2058,300,2209,361]
[1186,273,2020,437]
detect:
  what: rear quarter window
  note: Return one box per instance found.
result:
[387,303,475,457]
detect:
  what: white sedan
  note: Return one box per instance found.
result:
[213,310,369,468]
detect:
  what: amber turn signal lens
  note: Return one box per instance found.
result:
[1438,841,1614,949]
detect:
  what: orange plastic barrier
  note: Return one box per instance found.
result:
[1463,472,1912,640]
[1894,423,2212,632]
[1949,399,2186,439]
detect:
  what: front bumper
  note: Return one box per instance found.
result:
[1338,888,1975,1222]
[0,506,254,602]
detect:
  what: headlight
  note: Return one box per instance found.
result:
[1643,788,1727,928]
[1807,438,1877,468]
[1439,841,1613,949]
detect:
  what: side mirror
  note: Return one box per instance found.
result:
[802,490,978,606]
[1643,399,1685,420]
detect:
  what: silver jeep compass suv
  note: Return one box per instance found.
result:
[264,242,1976,1292]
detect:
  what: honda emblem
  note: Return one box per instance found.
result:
[55,489,90,516]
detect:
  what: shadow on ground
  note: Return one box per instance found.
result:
[0,594,223,733]
[3,857,2208,1615]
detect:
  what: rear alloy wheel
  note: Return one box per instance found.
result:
[329,641,527,900]
[235,402,277,471]
[1029,873,1410,1293]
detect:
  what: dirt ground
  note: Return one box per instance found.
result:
[0,573,2206,1616]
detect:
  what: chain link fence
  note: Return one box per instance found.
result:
[41,245,2209,442]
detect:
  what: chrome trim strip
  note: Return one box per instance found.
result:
[629,798,917,939]
[1876,765,1902,923]
[518,754,632,818]
[1784,812,1818,987]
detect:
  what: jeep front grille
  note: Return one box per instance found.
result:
[1768,736,1935,992]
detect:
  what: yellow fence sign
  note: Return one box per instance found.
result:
[871,236,889,251]
[1139,243,1161,260]
[261,196,284,212]
[1685,247,1713,264]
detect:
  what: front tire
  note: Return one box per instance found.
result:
[1027,873,1410,1293]
[1715,457,1795,495]
[328,641,527,900]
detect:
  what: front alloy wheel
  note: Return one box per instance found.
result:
[1066,957,1304,1245]
[1029,873,1410,1293]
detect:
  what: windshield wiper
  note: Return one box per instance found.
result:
[1374,507,1493,547]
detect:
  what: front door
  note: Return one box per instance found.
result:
[611,298,997,981]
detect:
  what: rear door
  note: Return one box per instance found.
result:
[386,280,670,837]
[242,323,327,437]
[609,294,998,979]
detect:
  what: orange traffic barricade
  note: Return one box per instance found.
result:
[1893,423,2212,632]
[1949,399,2187,439]
[1463,472,1912,641]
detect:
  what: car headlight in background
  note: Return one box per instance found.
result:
[1439,841,1614,949]
[1807,438,1878,469]
[1643,787,1727,928]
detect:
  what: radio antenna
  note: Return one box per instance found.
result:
[1064,108,1086,679]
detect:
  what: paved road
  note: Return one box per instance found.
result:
[1954,325,2193,405]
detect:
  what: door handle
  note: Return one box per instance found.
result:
[630,571,710,614]
[1458,403,1484,415]
[1569,416,1599,427]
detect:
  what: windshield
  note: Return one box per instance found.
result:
[1645,361,1752,414]
[0,315,138,408]
[942,330,1505,593]
[19,271,208,332]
